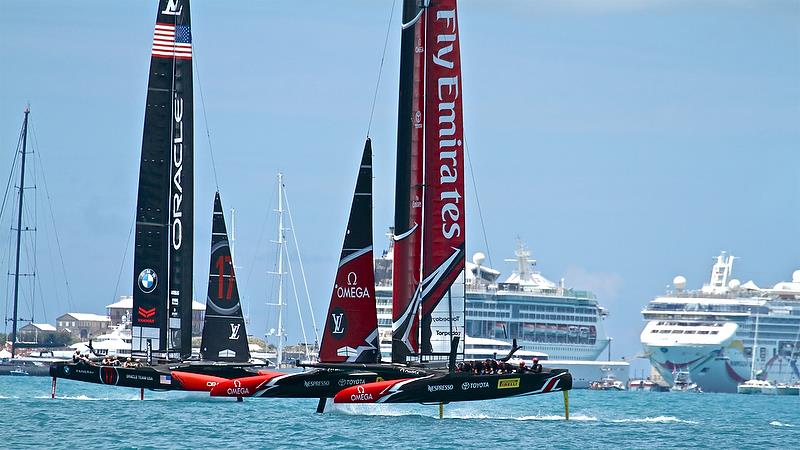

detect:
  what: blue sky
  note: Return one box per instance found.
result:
[1,1,798,370]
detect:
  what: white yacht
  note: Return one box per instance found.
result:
[72,323,133,357]
[670,369,702,393]
[641,252,800,393]
[375,234,629,388]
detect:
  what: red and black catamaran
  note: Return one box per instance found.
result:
[215,0,572,416]
[333,0,572,415]
[49,0,268,397]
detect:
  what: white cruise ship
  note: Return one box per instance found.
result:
[374,235,628,387]
[640,252,800,393]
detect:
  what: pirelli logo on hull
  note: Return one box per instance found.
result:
[497,378,520,389]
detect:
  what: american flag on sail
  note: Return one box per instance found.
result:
[152,23,192,60]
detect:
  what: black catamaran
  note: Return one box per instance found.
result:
[209,140,425,408]
[50,0,266,396]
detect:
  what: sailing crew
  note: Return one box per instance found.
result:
[531,358,543,373]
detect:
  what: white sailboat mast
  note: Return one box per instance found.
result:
[276,173,286,367]
[750,308,760,380]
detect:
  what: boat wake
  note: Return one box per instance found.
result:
[330,404,595,421]
[332,405,697,425]
[35,394,143,401]
[36,394,114,401]
[516,414,597,422]
[611,416,698,425]
[329,403,425,417]
[769,421,794,427]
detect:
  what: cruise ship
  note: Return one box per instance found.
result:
[640,252,800,393]
[375,235,629,388]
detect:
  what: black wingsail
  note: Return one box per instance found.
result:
[131,0,194,360]
[200,192,250,362]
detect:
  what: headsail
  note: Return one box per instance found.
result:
[320,139,379,363]
[419,0,466,355]
[391,0,426,363]
[200,192,250,362]
[131,0,194,360]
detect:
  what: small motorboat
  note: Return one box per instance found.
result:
[670,369,702,393]
[589,374,625,391]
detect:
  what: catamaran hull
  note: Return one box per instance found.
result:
[50,362,266,391]
[210,367,426,398]
[334,369,572,404]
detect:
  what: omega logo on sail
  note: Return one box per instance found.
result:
[334,271,370,299]
[432,9,461,240]
[171,93,184,251]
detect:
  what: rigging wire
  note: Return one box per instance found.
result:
[29,121,75,312]
[193,46,221,191]
[241,181,277,335]
[0,125,23,335]
[282,188,320,345]
[464,137,494,269]
[0,122,23,229]
[111,218,135,306]
[365,0,397,138]
[284,243,310,358]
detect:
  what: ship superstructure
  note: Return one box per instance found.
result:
[375,235,612,362]
[640,252,800,393]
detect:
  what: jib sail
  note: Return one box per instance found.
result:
[320,139,379,363]
[200,192,250,362]
[391,0,426,363]
[131,0,194,360]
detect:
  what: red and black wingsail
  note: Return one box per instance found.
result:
[419,0,466,355]
[131,0,194,360]
[391,0,426,363]
[319,139,379,363]
[200,192,250,362]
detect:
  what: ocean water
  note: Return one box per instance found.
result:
[2,377,798,449]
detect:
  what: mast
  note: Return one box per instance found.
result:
[391,0,425,363]
[269,172,286,368]
[750,308,760,380]
[9,107,30,358]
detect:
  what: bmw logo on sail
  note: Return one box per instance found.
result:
[138,269,158,293]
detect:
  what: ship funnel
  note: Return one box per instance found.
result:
[673,275,687,290]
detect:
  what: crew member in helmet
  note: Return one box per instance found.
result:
[531,358,543,373]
